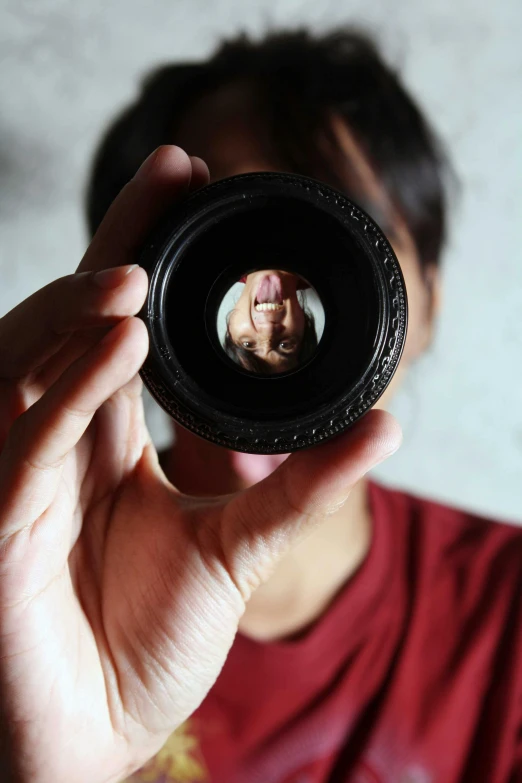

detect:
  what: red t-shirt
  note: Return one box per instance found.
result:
[129,482,522,783]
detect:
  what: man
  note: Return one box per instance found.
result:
[0,29,520,783]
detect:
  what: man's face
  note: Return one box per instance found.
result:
[227,271,307,374]
[174,82,439,406]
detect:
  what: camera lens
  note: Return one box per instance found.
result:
[138,172,407,454]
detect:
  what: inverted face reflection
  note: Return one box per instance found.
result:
[218,270,325,374]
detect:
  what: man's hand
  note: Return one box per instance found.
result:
[0,146,401,783]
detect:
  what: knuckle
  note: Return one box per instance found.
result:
[48,274,91,333]
[59,400,92,423]
[3,394,88,472]
[45,273,80,305]
[4,405,37,459]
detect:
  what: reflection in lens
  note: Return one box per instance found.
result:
[217,270,324,375]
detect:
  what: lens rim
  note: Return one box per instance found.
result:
[138,172,408,454]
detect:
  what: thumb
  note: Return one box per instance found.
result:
[220,409,402,599]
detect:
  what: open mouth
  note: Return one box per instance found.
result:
[254,274,285,312]
[254,301,284,312]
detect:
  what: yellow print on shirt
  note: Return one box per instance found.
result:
[125,720,208,783]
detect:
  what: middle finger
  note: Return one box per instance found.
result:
[0,264,147,381]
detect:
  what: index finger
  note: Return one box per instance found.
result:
[78,146,210,274]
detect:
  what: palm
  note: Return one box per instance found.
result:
[2,373,246,782]
[73,384,246,735]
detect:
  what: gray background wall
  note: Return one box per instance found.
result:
[1,0,521,522]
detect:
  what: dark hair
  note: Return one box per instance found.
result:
[86,28,453,268]
[223,308,318,375]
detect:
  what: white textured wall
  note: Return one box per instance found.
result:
[1,0,521,522]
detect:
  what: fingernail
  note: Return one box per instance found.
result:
[93,265,138,289]
[350,410,403,472]
[374,440,402,467]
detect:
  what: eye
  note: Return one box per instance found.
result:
[279,341,294,351]
[242,340,254,349]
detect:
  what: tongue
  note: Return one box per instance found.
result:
[255,274,283,304]
[230,450,289,485]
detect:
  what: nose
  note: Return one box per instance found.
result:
[254,320,284,335]
[253,312,285,329]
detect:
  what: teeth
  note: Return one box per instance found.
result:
[255,302,283,312]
